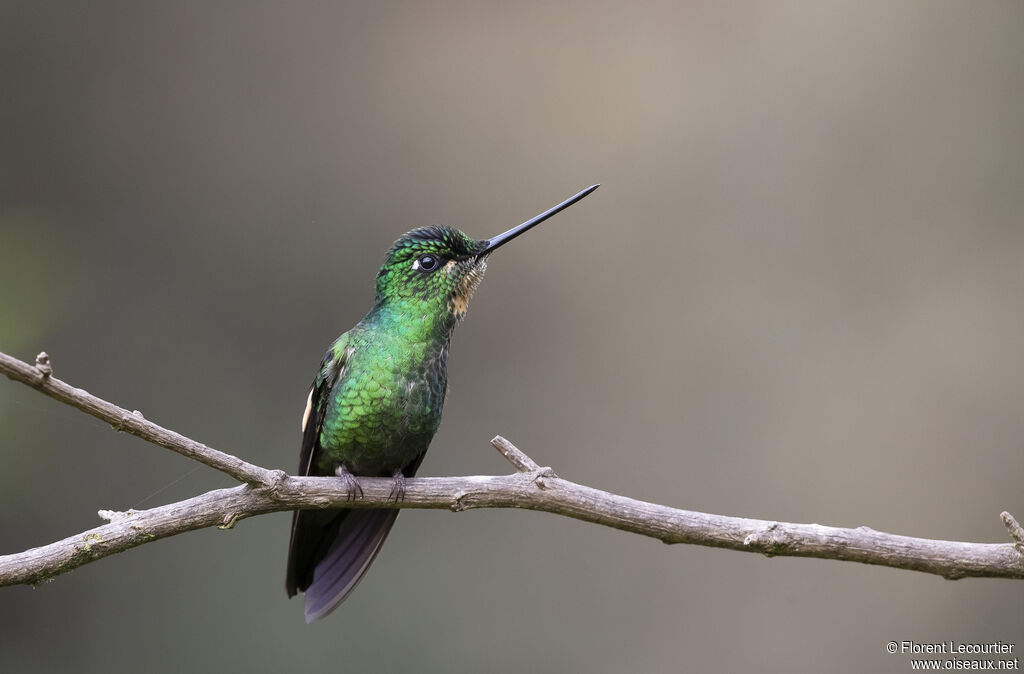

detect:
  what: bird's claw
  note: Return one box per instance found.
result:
[388,469,407,503]
[334,465,364,501]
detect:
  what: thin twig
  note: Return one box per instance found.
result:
[491,435,542,472]
[1001,512,1024,554]
[0,351,279,485]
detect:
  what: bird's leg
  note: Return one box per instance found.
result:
[334,464,364,501]
[388,469,407,503]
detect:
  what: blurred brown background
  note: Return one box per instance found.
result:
[2,2,1022,672]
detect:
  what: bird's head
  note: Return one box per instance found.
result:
[374,226,489,320]
[373,185,599,321]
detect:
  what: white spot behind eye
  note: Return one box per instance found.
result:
[411,259,420,271]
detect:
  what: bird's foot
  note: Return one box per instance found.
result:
[388,469,407,503]
[334,464,364,501]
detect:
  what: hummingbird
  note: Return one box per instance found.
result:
[285,184,599,622]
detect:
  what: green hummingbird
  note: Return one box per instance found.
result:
[285,184,599,622]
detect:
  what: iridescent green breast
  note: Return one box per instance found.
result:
[317,321,449,476]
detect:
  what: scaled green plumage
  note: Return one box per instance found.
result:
[285,185,598,622]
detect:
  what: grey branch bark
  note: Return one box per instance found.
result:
[0,351,278,485]
[2,350,1023,588]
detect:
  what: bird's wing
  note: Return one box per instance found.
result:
[297,336,351,477]
[285,336,351,598]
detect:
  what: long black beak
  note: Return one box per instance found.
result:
[478,184,599,256]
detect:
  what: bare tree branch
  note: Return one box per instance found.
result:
[0,351,279,485]
[2,350,1022,589]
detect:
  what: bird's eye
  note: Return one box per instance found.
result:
[415,254,440,272]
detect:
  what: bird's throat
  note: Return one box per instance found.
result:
[448,260,486,320]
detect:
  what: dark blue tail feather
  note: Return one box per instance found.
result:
[302,508,400,622]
